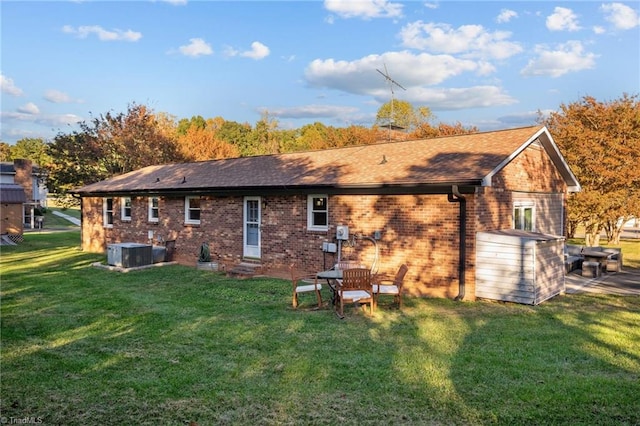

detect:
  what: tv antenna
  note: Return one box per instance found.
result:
[376,63,406,139]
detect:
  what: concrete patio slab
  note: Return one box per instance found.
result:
[565,267,640,296]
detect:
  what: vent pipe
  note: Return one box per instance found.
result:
[447,185,466,301]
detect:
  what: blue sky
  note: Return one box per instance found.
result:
[1,0,639,144]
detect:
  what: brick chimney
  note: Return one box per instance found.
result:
[13,159,33,202]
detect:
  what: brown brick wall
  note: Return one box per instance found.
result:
[1,203,23,234]
[81,197,106,253]
[477,144,567,236]
[81,193,465,298]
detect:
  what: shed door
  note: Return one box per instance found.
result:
[243,197,261,259]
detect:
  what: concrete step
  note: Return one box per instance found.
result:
[227,261,263,279]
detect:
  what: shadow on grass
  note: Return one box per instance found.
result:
[449,295,640,424]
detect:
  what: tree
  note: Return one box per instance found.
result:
[410,121,479,139]
[248,112,280,155]
[328,125,380,147]
[0,142,10,161]
[8,137,51,166]
[375,100,432,131]
[296,123,330,151]
[216,120,253,156]
[542,94,640,245]
[46,103,185,198]
[91,103,184,176]
[176,115,206,136]
[177,125,239,161]
[46,131,106,204]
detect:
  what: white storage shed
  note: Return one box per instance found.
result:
[475,230,565,305]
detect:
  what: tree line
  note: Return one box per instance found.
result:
[1,95,638,245]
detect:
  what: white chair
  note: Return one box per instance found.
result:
[373,264,408,309]
[290,264,322,309]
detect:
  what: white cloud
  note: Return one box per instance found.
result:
[62,25,142,42]
[225,42,271,60]
[1,74,24,96]
[1,127,48,142]
[404,86,517,110]
[521,41,597,78]
[1,111,82,127]
[44,89,74,103]
[399,21,523,60]
[303,50,517,111]
[546,7,581,32]
[601,3,640,30]
[593,26,606,35]
[223,46,239,57]
[240,42,270,60]
[265,104,359,119]
[324,0,403,20]
[305,51,480,96]
[17,103,40,115]
[496,9,518,24]
[178,38,213,57]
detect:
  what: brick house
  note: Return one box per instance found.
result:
[72,126,580,300]
[1,159,48,235]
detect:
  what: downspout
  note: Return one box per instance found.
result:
[71,193,82,250]
[447,185,466,301]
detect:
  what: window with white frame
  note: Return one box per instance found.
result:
[514,201,535,232]
[121,197,132,221]
[148,197,159,222]
[103,197,114,227]
[185,196,201,225]
[307,195,328,231]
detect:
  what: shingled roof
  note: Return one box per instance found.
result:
[72,126,580,196]
[0,184,27,204]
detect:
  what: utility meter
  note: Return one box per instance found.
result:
[336,225,349,240]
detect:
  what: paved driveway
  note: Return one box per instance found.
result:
[565,268,640,295]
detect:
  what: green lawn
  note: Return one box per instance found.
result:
[33,207,81,230]
[1,232,639,425]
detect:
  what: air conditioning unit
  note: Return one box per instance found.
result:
[107,243,153,268]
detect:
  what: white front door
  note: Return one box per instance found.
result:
[243,196,261,259]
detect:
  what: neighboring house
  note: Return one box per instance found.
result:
[0,183,27,240]
[72,126,580,301]
[0,159,48,230]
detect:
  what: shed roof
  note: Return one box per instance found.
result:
[0,184,27,204]
[72,125,580,196]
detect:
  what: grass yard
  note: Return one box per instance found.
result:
[32,207,81,230]
[1,232,639,425]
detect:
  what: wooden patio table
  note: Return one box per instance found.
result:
[317,269,342,307]
[318,269,358,319]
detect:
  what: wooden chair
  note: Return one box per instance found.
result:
[336,268,374,317]
[373,264,408,309]
[290,264,322,309]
